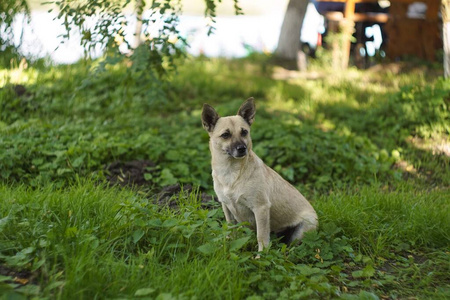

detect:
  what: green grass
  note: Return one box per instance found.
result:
[0,183,448,299]
[0,55,449,298]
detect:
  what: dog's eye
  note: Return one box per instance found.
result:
[241,129,248,137]
[220,132,231,139]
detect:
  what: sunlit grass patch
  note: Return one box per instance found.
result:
[315,185,450,256]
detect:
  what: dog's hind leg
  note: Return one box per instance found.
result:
[289,212,318,244]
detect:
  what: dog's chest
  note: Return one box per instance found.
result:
[213,177,256,226]
[215,183,243,206]
[221,186,241,204]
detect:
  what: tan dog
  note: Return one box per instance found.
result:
[202,98,318,252]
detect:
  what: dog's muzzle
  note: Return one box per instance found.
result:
[228,143,247,158]
[236,144,247,156]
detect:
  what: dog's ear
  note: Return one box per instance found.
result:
[237,97,255,126]
[202,104,220,132]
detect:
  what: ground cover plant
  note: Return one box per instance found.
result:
[0,56,449,299]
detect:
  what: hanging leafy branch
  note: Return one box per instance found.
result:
[0,0,30,66]
[47,0,243,77]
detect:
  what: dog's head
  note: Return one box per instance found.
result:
[202,98,255,159]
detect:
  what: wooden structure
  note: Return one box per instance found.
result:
[386,0,441,61]
[315,0,442,68]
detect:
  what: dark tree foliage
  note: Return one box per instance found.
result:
[0,0,30,66]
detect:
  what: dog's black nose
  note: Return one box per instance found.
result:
[236,144,247,154]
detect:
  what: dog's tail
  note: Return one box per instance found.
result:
[290,211,318,244]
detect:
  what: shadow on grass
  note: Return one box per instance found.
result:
[311,80,449,186]
[1,58,448,191]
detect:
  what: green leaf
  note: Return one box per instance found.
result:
[340,294,359,300]
[45,280,65,291]
[32,158,44,165]
[352,264,375,278]
[295,288,314,298]
[362,264,375,277]
[281,167,294,181]
[294,265,323,276]
[135,288,156,296]
[165,150,180,161]
[1,169,11,179]
[156,293,176,300]
[0,291,26,300]
[71,155,85,167]
[32,257,46,271]
[148,219,162,227]
[197,243,216,255]
[57,168,72,175]
[0,216,9,230]
[229,237,250,252]
[21,247,35,255]
[347,280,360,287]
[159,168,177,186]
[358,291,380,300]
[351,270,364,278]
[162,219,178,227]
[65,227,78,238]
[246,296,264,300]
[0,275,12,282]
[132,229,145,244]
[16,284,40,296]
[206,209,218,218]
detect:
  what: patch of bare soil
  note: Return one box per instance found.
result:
[0,264,38,286]
[105,160,217,208]
[12,84,31,97]
[105,160,156,187]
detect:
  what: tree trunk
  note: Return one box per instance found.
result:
[443,0,450,78]
[274,0,309,70]
[134,0,144,48]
